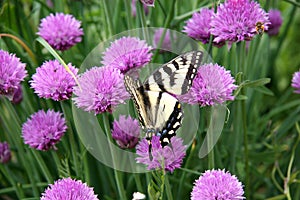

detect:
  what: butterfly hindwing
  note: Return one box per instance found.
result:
[144,91,183,142]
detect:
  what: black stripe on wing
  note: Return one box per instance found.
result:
[157,101,183,147]
[144,51,203,95]
[124,75,148,129]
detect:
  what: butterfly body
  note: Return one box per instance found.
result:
[124,51,203,147]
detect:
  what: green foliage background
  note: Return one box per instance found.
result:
[1,0,300,199]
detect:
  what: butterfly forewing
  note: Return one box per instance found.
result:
[124,75,148,129]
[144,51,203,95]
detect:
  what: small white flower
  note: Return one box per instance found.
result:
[132,192,146,200]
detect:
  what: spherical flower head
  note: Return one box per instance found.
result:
[22,110,67,151]
[267,9,283,36]
[0,141,11,164]
[140,0,155,7]
[37,13,84,51]
[291,71,300,94]
[136,136,186,172]
[179,63,237,106]
[183,8,214,44]
[73,66,130,114]
[30,60,78,101]
[112,115,140,148]
[0,50,27,97]
[210,0,270,48]
[102,37,152,73]
[153,28,174,51]
[191,169,244,200]
[41,177,98,200]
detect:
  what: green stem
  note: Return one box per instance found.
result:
[207,107,215,169]
[102,113,127,199]
[0,182,48,194]
[236,42,249,198]
[31,150,53,183]
[60,101,80,177]
[102,0,113,36]
[0,165,24,198]
[152,0,176,62]
[80,142,91,184]
[283,0,300,7]
[242,88,249,198]
[124,0,133,29]
[157,0,167,17]
[285,124,300,199]
[165,174,173,200]
[176,143,196,199]
[2,99,40,197]
[271,164,284,193]
[134,174,143,193]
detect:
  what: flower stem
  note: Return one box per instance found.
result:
[152,0,176,62]
[102,113,127,199]
[60,101,80,177]
[1,99,40,197]
[176,141,196,199]
[236,42,250,198]
[102,0,113,36]
[0,33,37,65]
[207,107,215,169]
[31,150,53,183]
[165,174,173,200]
[0,165,24,199]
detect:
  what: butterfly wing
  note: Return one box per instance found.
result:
[144,51,203,95]
[124,74,149,130]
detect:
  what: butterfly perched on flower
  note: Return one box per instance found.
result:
[124,51,203,147]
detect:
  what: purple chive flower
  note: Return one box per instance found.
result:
[41,177,98,200]
[0,50,27,98]
[153,28,174,51]
[131,0,149,17]
[73,66,130,114]
[12,85,23,104]
[183,8,214,44]
[22,110,67,151]
[191,169,244,200]
[136,136,186,172]
[112,115,140,149]
[30,60,78,101]
[37,13,84,51]
[210,0,270,48]
[0,142,11,164]
[102,37,152,73]
[267,9,283,36]
[140,0,155,7]
[292,71,300,94]
[179,63,237,107]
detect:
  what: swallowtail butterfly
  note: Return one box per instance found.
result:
[124,51,203,147]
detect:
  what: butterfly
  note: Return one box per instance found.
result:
[124,51,203,147]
